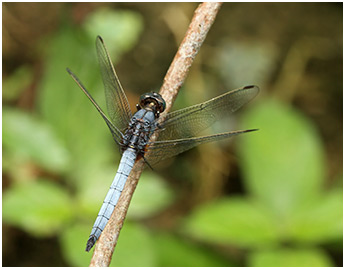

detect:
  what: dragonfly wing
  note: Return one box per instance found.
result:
[145,129,257,165]
[157,85,259,141]
[67,68,124,145]
[96,36,132,131]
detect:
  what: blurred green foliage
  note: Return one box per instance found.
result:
[3,108,70,172]
[3,3,342,267]
[3,180,73,236]
[182,99,342,266]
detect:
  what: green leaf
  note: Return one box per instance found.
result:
[3,180,74,236]
[289,189,343,243]
[182,197,279,248]
[153,232,234,266]
[127,171,175,218]
[110,222,156,267]
[3,65,34,101]
[248,248,333,267]
[60,223,93,266]
[238,99,326,218]
[3,108,70,173]
[83,8,143,62]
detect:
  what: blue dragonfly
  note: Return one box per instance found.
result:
[67,36,259,252]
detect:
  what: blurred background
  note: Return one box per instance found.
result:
[2,2,342,267]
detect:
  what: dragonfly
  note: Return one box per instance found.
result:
[67,36,259,252]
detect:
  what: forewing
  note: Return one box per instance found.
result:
[96,36,132,131]
[157,85,259,141]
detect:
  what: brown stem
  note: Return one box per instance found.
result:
[159,2,223,110]
[89,2,222,267]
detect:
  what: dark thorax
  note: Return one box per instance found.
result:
[121,92,166,155]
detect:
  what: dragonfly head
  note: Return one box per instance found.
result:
[139,92,166,117]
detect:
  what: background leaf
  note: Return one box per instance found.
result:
[128,171,176,218]
[153,232,233,266]
[182,197,279,248]
[3,180,74,236]
[289,189,343,243]
[84,8,143,62]
[3,65,34,101]
[3,108,70,173]
[60,223,94,266]
[109,222,156,267]
[238,99,326,219]
[248,248,334,267]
